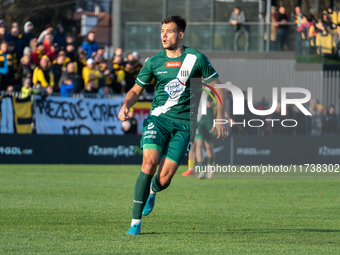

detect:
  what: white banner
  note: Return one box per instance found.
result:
[35,96,125,135]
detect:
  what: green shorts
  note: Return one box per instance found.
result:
[195,119,214,143]
[140,115,193,165]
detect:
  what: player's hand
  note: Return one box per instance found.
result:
[118,105,129,121]
[210,122,228,140]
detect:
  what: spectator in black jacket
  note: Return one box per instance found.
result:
[276,6,289,51]
[50,52,66,92]
[323,105,337,135]
[23,21,35,48]
[17,54,34,86]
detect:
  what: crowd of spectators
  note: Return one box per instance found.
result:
[0,20,147,98]
[229,5,340,57]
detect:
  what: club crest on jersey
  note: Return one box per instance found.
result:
[164,78,186,100]
[166,61,181,68]
[180,68,189,77]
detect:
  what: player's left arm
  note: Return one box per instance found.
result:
[207,78,227,140]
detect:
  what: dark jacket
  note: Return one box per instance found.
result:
[53,24,66,48]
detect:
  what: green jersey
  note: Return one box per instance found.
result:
[135,46,218,124]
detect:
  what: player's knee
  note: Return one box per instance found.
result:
[142,160,157,174]
[159,175,171,187]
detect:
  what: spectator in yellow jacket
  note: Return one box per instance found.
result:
[32,55,54,88]
[82,58,102,91]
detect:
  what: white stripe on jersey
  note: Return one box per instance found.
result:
[151,54,197,117]
[203,71,217,81]
[137,77,149,85]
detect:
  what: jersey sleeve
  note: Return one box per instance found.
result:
[135,58,154,87]
[198,53,219,83]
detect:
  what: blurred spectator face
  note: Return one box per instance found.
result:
[87,62,94,69]
[23,55,30,64]
[103,86,110,94]
[47,27,53,34]
[66,44,75,52]
[24,78,31,88]
[1,42,7,52]
[58,26,64,33]
[88,32,95,41]
[271,6,276,14]
[57,54,65,64]
[329,106,335,115]
[94,54,103,64]
[127,53,133,62]
[11,27,19,37]
[11,22,18,29]
[8,44,14,52]
[37,43,45,52]
[46,85,53,95]
[234,8,240,15]
[279,6,285,14]
[115,47,123,56]
[66,35,73,44]
[100,61,107,69]
[337,28,340,36]
[66,62,74,73]
[27,23,32,32]
[31,38,37,45]
[322,14,329,22]
[64,78,72,85]
[126,62,134,70]
[97,48,105,56]
[295,6,301,15]
[301,16,308,23]
[44,34,52,45]
[132,51,139,61]
[87,80,95,89]
[7,85,13,95]
[50,45,56,53]
[0,26,5,35]
[114,55,122,64]
[40,58,48,68]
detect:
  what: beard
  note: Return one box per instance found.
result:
[162,37,179,50]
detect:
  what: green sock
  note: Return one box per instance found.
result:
[132,171,153,219]
[151,174,171,193]
[207,157,213,165]
[196,161,204,172]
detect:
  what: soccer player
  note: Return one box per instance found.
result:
[118,15,227,235]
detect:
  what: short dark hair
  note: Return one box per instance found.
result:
[234,6,241,11]
[161,15,186,32]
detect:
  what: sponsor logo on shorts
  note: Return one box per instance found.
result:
[148,123,154,130]
[157,71,167,74]
[133,200,143,204]
[166,61,181,68]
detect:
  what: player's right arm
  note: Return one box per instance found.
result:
[118,84,145,121]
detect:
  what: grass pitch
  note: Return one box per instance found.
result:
[1,165,340,254]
